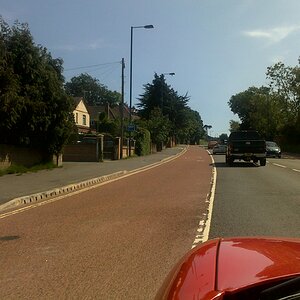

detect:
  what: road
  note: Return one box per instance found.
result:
[209,154,300,239]
[0,146,212,300]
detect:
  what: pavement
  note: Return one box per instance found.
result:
[0,145,187,211]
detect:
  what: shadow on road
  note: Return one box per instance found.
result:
[0,235,20,241]
[211,162,258,168]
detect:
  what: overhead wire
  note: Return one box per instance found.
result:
[64,60,121,72]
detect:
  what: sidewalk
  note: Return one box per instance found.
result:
[0,146,187,210]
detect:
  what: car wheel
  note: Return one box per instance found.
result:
[226,156,234,165]
[260,158,266,166]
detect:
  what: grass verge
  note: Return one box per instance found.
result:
[0,162,58,177]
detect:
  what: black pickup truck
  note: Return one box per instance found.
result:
[226,130,266,166]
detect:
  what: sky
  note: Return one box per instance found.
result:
[1,0,300,136]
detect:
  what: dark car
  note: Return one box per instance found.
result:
[266,141,281,158]
[226,130,266,166]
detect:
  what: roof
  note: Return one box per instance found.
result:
[87,103,133,121]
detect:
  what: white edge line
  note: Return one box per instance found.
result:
[272,163,287,168]
[292,169,300,173]
[191,150,217,248]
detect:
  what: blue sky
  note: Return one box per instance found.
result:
[2,0,300,135]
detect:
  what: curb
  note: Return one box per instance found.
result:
[0,146,187,212]
[0,171,127,212]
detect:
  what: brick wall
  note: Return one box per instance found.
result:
[0,144,48,169]
[63,144,100,162]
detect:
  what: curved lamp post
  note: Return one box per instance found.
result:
[129,24,154,156]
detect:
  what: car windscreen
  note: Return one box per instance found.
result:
[266,142,277,147]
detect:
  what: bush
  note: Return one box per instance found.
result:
[135,128,151,156]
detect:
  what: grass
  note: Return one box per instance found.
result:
[0,162,58,177]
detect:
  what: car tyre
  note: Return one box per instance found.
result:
[226,156,234,165]
[260,158,266,166]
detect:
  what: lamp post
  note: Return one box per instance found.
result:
[160,72,175,112]
[129,24,154,156]
[160,72,175,150]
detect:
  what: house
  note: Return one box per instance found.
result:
[87,103,134,132]
[73,97,91,133]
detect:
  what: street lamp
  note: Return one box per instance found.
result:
[160,72,175,150]
[162,72,175,76]
[129,24,154,156]
[160,72,175,111]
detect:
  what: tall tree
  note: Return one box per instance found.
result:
[0,17,75,155]
[266,61,300,144]
[137,73,198,143]
[65,73,121,106]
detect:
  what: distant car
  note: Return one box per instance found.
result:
[266,141,281,158]
[212,144,227,154]
[156,237,300,300]
[208,141,218,149]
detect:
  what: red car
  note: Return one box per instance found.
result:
[156,237,300,300]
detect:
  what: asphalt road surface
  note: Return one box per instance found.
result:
[209,154,300,239]
[0,146,212,300]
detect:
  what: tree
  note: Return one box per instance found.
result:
[137,73,201,144]
[96,112,120,136]
[229,120,240,132]
[266,61,300,144]
[228,86,283,139]
[65,73,121,106]
[228,59,300,144]
[0,17,75,155]
[138,108,171,149]
[176,108,204,144]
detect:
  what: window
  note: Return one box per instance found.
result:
[83,114,86,126]
[75,113,78,124]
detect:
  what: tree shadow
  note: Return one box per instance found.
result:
[0,235,20,241]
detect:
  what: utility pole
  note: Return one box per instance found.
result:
[120,58,125,159]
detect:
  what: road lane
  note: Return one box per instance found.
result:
[267,157,300,173]
[209,154,300,239]
[0,146,213,300]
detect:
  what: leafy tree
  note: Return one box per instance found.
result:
[229,120,240,132]
[65,73,121,106]
[177,108,204,144]
[96,112,120,136]
[266,61,300,144]
[139,108,172,149]
[0,17,74,155]
[228,59,300,145]
[137,73,202,144]
[228,86,282,138]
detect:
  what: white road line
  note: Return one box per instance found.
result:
[191,151,217,248]
[292,169,300,173]
[272,163,287,168]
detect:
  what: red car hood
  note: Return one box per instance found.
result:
[156,237,300,300]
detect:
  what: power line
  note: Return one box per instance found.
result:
[64,61,121,71]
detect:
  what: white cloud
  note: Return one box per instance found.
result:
[243,25,300,43]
